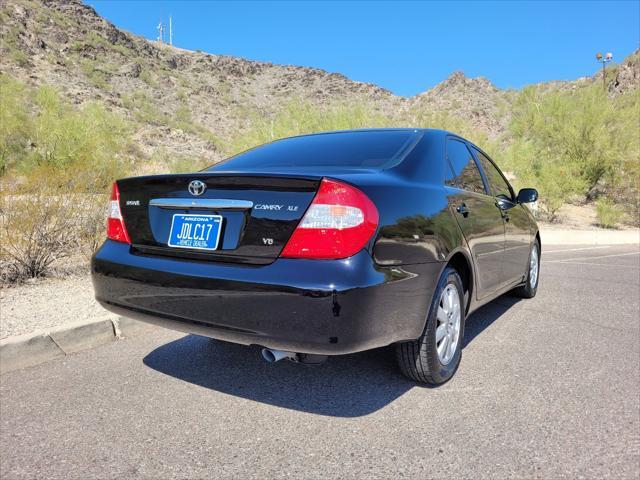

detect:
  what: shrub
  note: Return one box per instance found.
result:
[226,100,391,155]
[76,193,109,258]
[0,78,133,190]
[0,76,133,283]
[406,108,491,148]
[0,75,31,174]
[506,84,639,206]
[82,63,110,90]
[0,180,109,282]
[0,188,78,281]
[139,69,157,88]
[596,198,622,228]
[501,139,585,221]
[10,49,29,67]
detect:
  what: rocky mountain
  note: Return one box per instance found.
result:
[409,71,514,138]
[608,50,640,96]
[1,0,638,165]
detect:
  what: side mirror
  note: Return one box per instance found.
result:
[517,188,538,204]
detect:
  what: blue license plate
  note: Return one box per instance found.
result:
[168,214,223,251]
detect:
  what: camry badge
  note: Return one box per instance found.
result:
[188,180,207,196]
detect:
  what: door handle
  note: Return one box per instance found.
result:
[456,203,470,217]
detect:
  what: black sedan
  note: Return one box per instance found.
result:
[92,129,540,385]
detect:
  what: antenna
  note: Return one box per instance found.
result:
[157,19,164,43]
[169,16,173,46]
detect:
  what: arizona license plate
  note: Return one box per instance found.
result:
[168,214,223,251]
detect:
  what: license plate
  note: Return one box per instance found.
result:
[168,214,223,251]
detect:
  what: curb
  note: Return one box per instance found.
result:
[0,317,155,375]
[540,227,639,245]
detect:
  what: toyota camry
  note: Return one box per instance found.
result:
[92,129,540,385]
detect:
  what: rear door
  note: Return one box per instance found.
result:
[472,148,531,286]
[444,138,506,299]
[117,173,320,265]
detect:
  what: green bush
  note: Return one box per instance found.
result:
[0,76,132,190]
[504,83,640,219]
[122,90,168,125]
[510,84,638,200]
[1,27,30,67]
[0,75,31,175]
[80,60,110,89]
[226,100,392,155]
[404,107,491,148]
[500,139,585,221]
[596,198,622,228]
[139,69,157,88]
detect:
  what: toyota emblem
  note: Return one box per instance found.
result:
[188,180,207,196]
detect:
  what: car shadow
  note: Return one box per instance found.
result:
[143,296,520,417]
[463,295,522,347]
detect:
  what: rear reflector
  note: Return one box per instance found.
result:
[107,182,131,244]
[280,178,378,259]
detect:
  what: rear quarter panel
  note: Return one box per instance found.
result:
[366,180,464,265]
[355,133,465,266]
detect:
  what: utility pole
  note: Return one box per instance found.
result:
[595,52,613,90]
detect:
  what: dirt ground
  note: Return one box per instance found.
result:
[540,202,636,230]
[0,274,115,339]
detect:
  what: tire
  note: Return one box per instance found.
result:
[396,266,465,385]
[513,239,540,299]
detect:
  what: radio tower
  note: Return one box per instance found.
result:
[169,16,173,46]
[156,19,164,43]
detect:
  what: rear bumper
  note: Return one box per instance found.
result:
[91,240,442,355]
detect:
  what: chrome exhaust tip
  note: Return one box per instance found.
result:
[261,348,297,363]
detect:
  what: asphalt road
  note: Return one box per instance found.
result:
[1,245,639,479]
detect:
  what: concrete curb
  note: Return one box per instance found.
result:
[540,227,639,245]
[0,317,155,375]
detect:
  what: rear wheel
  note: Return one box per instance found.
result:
[396,267,465,385]
[513,239,540,298]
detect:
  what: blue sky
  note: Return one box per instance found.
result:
[89,1,640,97]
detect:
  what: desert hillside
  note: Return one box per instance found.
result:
[5,0,636,162]
[2,0,401,163]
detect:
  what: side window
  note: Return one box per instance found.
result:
[445,139,486,195]
[473,148,513,201]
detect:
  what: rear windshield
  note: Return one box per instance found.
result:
[210,130,419,170]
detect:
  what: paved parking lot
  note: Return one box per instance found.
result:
[1,244,639,479]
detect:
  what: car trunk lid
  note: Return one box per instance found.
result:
[117,173,321,265]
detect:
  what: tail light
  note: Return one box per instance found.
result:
[107,182,131,244]
[280,178,379,259]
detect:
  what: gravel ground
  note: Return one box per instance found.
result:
[0,275,115,339]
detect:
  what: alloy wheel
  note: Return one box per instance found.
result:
[529,245,539,288]
[435,283,461,365]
